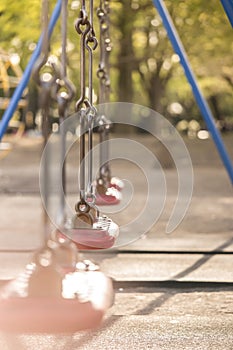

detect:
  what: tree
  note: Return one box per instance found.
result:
[165,0,233,125]
[0,0,233,128]
[0,0,41,66]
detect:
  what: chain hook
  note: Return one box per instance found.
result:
[74,0,99,208]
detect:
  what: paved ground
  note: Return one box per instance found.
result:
[0,132,232,349]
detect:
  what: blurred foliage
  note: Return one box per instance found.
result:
[0,0,233,129]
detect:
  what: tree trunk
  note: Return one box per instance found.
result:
[148,74,165,114]
[209,95,224,121]
[117,1,134,103]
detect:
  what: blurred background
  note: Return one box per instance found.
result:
[0,0,233,138]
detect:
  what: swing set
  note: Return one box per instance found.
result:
[0,0,232,334]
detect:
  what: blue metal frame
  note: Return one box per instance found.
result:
[152,0,233,184]
[0,0,62,140]
[220,0,233,27]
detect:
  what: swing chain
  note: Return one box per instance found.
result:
[97,0,111,96]
[84,0,98,200]
[75,0,98,204]
[33,0,56,140]
[52,0,76,228]
[75,0,98,112]
[33,0,57,242]
[54,0,75,119]
[96,0,112,182]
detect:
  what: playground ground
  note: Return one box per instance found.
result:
[0,132,232,349]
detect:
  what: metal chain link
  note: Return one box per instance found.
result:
[55,0,75,121]
[75,0,98,203]
[97,0,112,182]
[33,0,57,242]
[33,0,56,142]
[97,0,111,104]
[53,0,76,226]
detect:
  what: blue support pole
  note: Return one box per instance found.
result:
[0,0,62,140]
[220,0,233,27]
[152,0,233,184]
